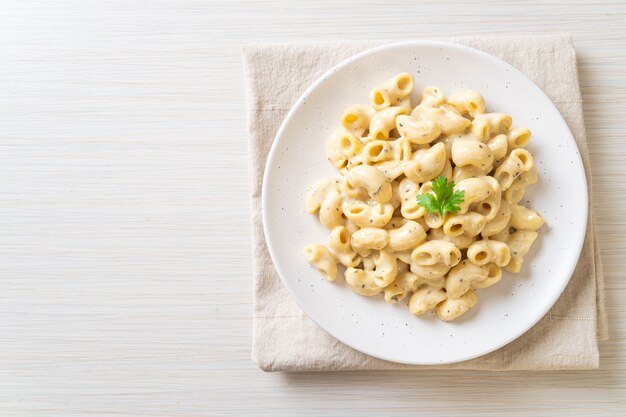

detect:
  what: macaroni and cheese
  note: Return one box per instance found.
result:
[304,72,544,322]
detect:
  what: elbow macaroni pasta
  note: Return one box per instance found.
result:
[304,73,544,321]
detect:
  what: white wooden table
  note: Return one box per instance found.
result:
[0,1,624,415]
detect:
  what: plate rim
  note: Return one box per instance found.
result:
[261,39,589,365]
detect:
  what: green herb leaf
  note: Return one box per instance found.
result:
[417,176,465,217]
[416,193,439,214]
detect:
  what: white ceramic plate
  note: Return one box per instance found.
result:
[262,41,588,365]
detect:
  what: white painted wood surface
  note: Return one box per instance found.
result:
[0,1,624,415]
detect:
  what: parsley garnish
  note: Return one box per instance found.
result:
[416,176,465,217]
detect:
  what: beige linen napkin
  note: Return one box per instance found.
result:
[244,34,608,371]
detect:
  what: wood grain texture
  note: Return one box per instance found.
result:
[0,0,624,415]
